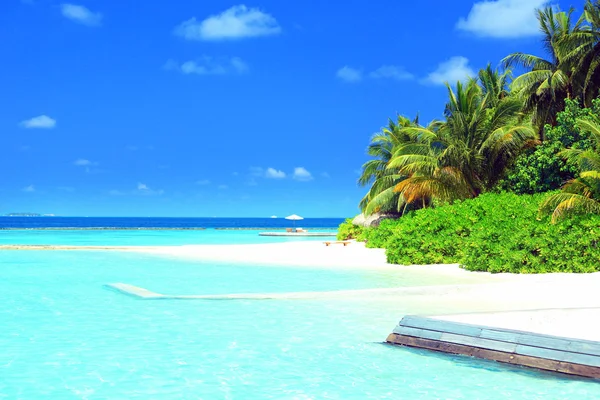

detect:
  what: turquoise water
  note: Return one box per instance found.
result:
[0,229,334,246]
[1,238,599,398]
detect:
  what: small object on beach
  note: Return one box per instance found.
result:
[285,214,304,231]
[324,241,351,247]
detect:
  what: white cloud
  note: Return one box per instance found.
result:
[293,167,313,181]
[424,56,475,85]
[174,5,281,41]
[265,168,286,179]
[73,158,97,166]
[336,66,362,83]
[165,57,248,75]
[20,115,56,129]
[370,65,414,81]
[136,183,164,195]
[457,0,547,38]
[60,4,102,26]
[218,184,229,190]
[23,185,35,192]
[196,179,211,185]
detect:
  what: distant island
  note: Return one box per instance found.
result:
[4,213,56,217]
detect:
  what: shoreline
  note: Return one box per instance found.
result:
[0,241,600,304]
[5,240,600,346]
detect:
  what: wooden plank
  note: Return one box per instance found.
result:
[438,332,518,353]
[516,345,600,368]
[398,316,483,337]
[481,329,573,352]
[567,341,600,357]
[386,334,600,379]
[406,316,600,357]
[394,326,443,341]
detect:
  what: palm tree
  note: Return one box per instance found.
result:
[358,115,419,215]
[502,7,584,138]
[540,115,600,222]
[388,71,537,204]
[564,0,600,107]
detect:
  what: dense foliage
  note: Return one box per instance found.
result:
[501,98,599,194]
[336,219,364,241]
[347,1,600,273]
[361,193,600,273]
[541,115,600,221]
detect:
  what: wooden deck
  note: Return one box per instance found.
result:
[387,315,600,379]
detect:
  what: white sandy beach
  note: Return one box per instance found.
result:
[5,240,600,339]
[128,241,600,339]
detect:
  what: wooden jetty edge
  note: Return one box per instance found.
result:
[386,315,600,379]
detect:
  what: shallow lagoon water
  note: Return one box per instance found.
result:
[1,234,599,399]
[0,229,332,246]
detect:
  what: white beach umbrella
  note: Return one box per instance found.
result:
[285,214,304,228]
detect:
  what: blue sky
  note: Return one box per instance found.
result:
[1,0,576,217]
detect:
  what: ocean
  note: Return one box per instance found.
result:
[0,216,345,229]
[1,218,598,399]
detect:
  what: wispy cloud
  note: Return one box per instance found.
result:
[370,65,414,81]
[293,167,313,181]
[321,172,331,178]
[137,183,164,195]
[73,158,97,166]
[423,56,475,86]
[337,65,414,83]
[20,115,56,129]
[108,189,124,196]
[336,66,362,83]
[60,4,102,26]
[23,185,35,192]
[196,179,211,185]
[73,158,100,174]
[265,168,286,179]
[164,57,248,75]
[457,0,548,38]
[174,5,281,41]
[218,184,229,190]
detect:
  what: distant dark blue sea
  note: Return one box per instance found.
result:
[0,217,344,229]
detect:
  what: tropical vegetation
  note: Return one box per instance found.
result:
[339,193,600,273]
[346,1,600,273]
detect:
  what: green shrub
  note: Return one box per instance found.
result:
[371,192,600,273]
[336,219,365,241]
[500,98,598,194]
[362,219,397,248]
